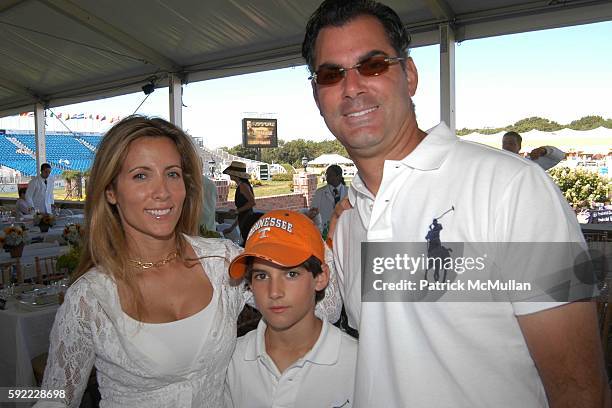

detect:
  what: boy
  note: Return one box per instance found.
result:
[225,210,357,408]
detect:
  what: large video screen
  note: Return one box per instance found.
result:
[242,118,278,148]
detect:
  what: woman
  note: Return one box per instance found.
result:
[35,116,246,407]
[221,161,258,245]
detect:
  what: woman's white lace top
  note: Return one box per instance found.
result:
[34,236,341,408]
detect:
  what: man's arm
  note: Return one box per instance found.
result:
[518,301,610,407]
[48,176,54,206]
[24,180,35,207]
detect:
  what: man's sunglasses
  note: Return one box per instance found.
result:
[309,55,405,86]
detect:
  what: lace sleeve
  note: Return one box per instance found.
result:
[243,243,342,323]
[315,243,342,323]
[34,280,96,408]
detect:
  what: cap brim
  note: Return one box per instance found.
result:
[228,242,312,279]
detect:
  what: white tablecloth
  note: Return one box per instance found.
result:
[0,301,59,388]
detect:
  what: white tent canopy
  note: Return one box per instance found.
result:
[1,0,612,117]
[459,127,612,154]
[308,154,354,166]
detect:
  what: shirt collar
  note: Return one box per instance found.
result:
[399,122,457,171]
[244,319,340,366]
[348,122,457,206]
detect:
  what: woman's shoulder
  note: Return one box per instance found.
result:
[185,235,243,262]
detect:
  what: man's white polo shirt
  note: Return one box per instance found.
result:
[225,318,357,408]
[333,123,586,407]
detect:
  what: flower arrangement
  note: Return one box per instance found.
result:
[33,213,56,227]
[62,223,84,247]
[2,225,31,247]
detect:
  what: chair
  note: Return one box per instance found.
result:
[34,255,65,284]
[0,258,23,286]
[584,230,612,369]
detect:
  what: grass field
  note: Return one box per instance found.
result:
[0,180,323,203]
[227,180,325,201]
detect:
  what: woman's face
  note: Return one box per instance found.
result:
[105,136,186,245]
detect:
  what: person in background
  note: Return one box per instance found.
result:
[199,175,218,233]
[502,131,565,170]
[25,162,54,214]
[15,187,32,218]
[308,164,348,237]
[225,210,357,408]
[222,161,258,245]
[302,0,608,406]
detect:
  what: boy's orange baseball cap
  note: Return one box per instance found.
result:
[228,210,324,279]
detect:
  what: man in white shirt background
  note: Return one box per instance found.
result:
[25,162,54,214]
[502,131,566,170]
[308,164,348,236]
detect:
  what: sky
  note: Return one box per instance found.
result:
[1,20,611,149]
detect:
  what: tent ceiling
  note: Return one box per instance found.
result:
[1,0,611,117]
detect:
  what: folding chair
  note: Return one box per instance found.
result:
[34,255,65,284]
[0,258,23,287]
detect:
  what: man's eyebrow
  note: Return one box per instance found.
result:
[316,49,390,68]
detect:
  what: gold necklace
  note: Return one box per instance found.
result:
[128,250,178,270]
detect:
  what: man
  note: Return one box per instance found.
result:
[502,131,566,170]
[302,1,608,407]
[199,175,218,233]
[26,162,54,214]
[308,164,348,235]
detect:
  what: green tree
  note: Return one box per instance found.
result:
[568,115,606,130]
[508,117,563,133]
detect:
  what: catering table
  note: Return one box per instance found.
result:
[0,245,69,283]
[0,300,59,389]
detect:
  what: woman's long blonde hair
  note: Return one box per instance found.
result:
[74,116,203,315]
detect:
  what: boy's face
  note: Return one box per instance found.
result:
[249,258,329,332]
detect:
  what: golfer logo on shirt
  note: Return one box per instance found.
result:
[424,206,454,283]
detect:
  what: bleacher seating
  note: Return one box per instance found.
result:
[0,131,101,176]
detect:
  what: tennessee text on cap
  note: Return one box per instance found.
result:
[228,210,324,279]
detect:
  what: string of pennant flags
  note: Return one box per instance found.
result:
[18,111,123,123]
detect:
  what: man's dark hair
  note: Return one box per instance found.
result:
[503,131,522,144]
[40,163,51,172]
[302,0,411,72]
[326,164,345,186]
[245,255,326,302]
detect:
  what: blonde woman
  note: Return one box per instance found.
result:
[35,116,340,408]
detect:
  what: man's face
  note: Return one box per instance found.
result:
[502,135,521,154]
[41,167,51,179]
[311,15,418,160]
[325,168,341,187]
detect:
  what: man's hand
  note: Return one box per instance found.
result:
[517,301,610,407]
[307,207,319,219]
[326,197,352,248]
[529,146,548,160]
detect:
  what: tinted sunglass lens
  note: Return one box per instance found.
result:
[317,67,344,85]
[359,56,390,76]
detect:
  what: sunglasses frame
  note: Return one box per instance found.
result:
[309,55,405,86]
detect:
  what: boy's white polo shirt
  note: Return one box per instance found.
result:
[225,318,357,408]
